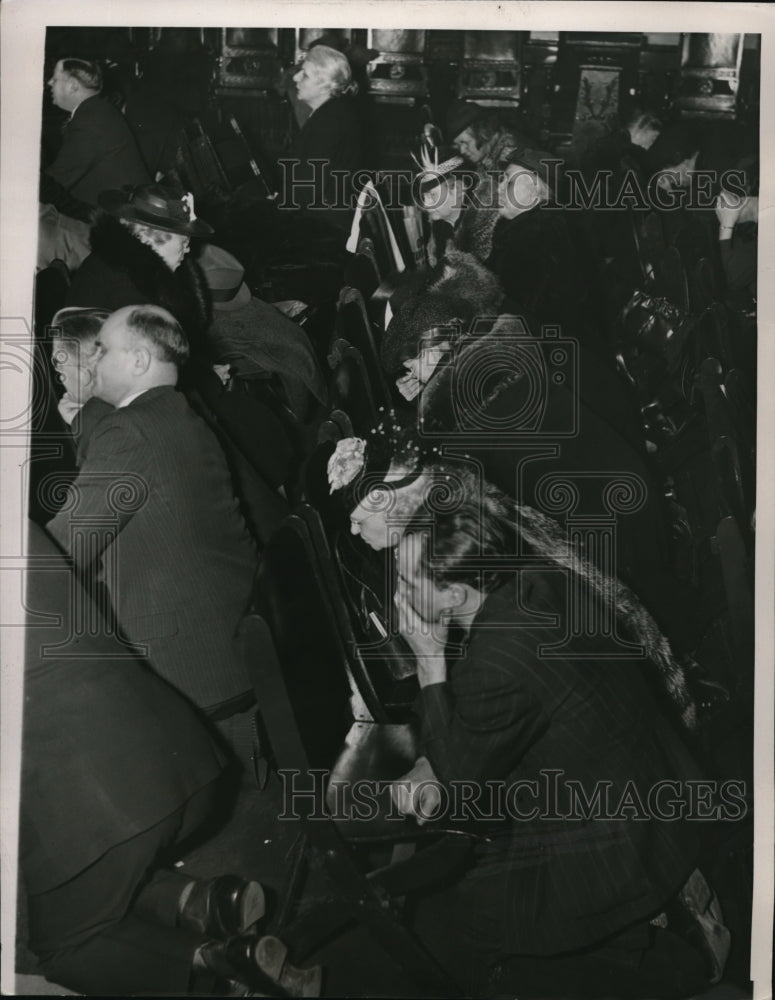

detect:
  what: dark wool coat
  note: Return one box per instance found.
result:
[278,95,364,230]
[48,385,258,712]
[486,205,586,337]
[21,522,225,894]
[65,214,212,352]
[45,95,150,206]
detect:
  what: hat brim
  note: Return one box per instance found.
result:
[211,281,252,311]
[98,189,214,236]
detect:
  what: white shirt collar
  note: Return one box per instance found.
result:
[117,388,150,409]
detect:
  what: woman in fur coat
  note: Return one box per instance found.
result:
[65,183,214,355]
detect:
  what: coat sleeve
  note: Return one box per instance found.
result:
[417,643,549,787]
[47,413,150,566]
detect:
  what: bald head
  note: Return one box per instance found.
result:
[94,305,189,406]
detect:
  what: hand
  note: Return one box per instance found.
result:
[627,114,660,151]
[715,190,746,233]
[391,755,442,824]
[396,372,422,401]
[395,583,448,686]
[57,392,83,426]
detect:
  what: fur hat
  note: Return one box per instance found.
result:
[380,292,471,375]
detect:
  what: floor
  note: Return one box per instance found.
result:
[16,763,756,998]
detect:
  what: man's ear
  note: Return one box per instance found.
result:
[132,345,152,375]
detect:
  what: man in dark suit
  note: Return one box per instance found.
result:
[47,304,258,728]
[22,522,316,996]
[22,520,225,995]
[45,58,149,206]
[391,480,729,997]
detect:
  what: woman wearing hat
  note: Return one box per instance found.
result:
[65,183,214,350]
[413,149,499,267]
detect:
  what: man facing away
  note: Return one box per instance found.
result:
[47,305,258,748]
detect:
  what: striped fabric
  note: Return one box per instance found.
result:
[417,571,705,955]
[48,385,258,711]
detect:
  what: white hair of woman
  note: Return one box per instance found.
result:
[294,44,358,111]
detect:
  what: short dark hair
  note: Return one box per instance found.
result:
[125,307,189,366]
[50,307,109,345]
[61,58,103,92]
[406,472,518,595]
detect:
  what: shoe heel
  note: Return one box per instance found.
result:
[255,935,288,981]
[280,961,323,998]
[240,881,266,932]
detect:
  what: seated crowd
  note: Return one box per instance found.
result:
[24,44,756,998]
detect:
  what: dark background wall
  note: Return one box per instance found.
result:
[40,28,760,185]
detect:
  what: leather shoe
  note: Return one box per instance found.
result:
[198,935,322,997]
[178,875,265,939]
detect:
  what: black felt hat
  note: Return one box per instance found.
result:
[503,146,558,195]
[98,184,214,236]
[445,99,486,142]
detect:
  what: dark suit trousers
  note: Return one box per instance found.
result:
[412,876,709,999]
[27,785,215,996]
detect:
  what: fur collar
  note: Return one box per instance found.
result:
[427,246,504,316]
[88,214,212,344]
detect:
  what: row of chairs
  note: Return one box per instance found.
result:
[207,196,469,976]
[222,203,468,987]
[239,507,471,994]
[607,207,755,787]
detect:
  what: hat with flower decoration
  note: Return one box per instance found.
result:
[98,183,213,236]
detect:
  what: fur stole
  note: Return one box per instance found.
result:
[426,246,504,317]
[88,214,212,348]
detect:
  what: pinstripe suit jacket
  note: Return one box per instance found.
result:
[417,572,704,955]
[48,385,257,712]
